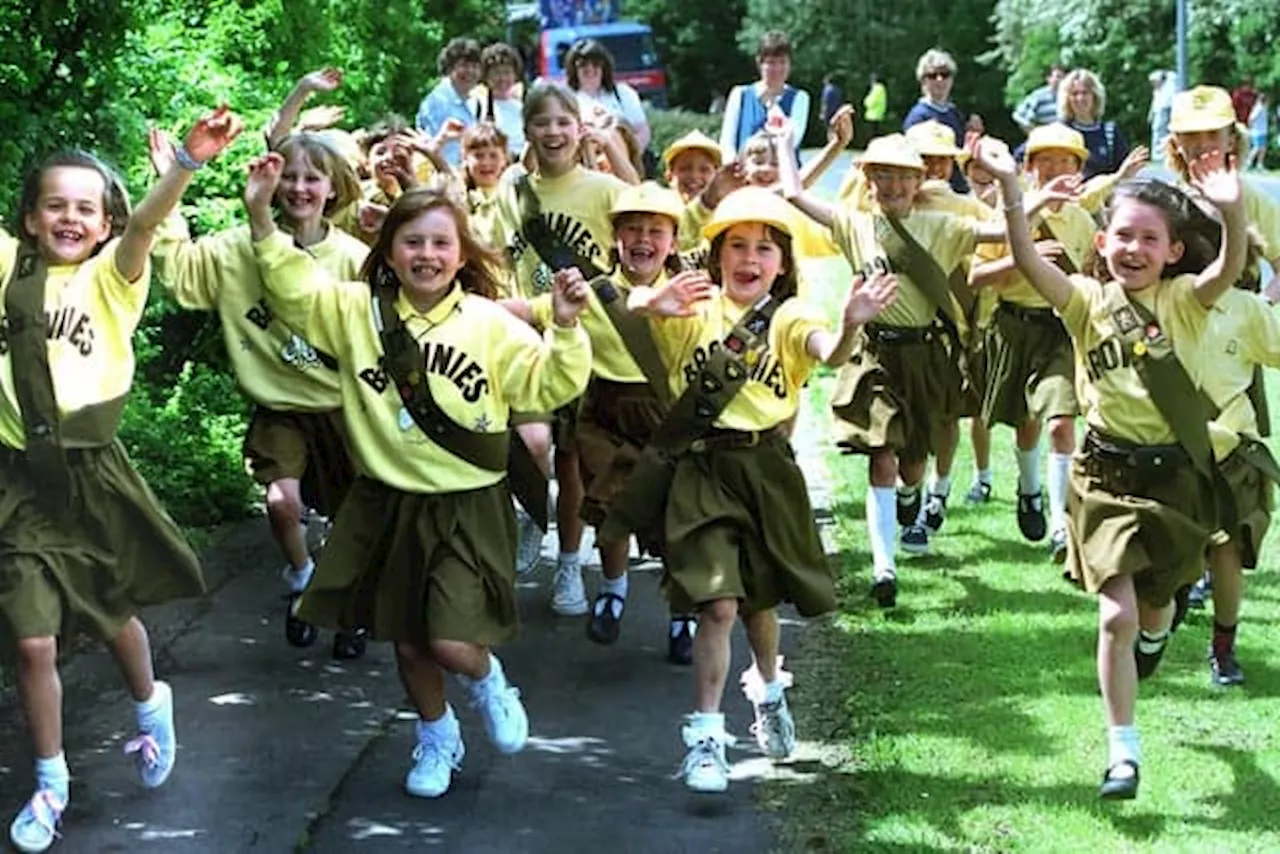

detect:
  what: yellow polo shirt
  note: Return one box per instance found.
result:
[253,230,591,493]
[978,202,1096,309]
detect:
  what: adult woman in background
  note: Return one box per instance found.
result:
[1058,68,1131,181]
[718,31,810,162]
[565,39,652,152]
[902,49,967,193]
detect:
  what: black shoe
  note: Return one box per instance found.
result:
[1210,650,1245,686]
[1186,571,1212,609]
[871,577,897,609]
[1134,634,1169,680]
[1017,492,1047,542]
[896,489,922,527]
[1099,760,1140,800]
[921,492,948,534]
[900,523,929,554]
[285,593,319,648]
[586,593,625,645]
[667,617,695,665]
[1170,585,1192,633]
[332,628,368,660]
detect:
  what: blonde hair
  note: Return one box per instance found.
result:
[1057,69,1107,122]
[915,49,957,82]
[1163,125,1250,182]
[274,133,362,216]
[740,132,777,164]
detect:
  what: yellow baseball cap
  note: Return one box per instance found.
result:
[1024,123,1090,164]
[702,187,794,242]
[856,134,926,172]
[610,181,685,223]
[1169,85,1236,134]
[905,121,962,158]
[662,129,723,169]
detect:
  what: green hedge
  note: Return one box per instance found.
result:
[646,106,722,164]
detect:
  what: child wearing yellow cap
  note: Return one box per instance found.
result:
[611,186,896,793]
[662,130,742,257]
[974,123,1098,562]
[781,133,1027,607]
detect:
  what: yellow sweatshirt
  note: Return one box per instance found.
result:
[253,230,592,493]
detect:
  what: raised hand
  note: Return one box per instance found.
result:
[183,105,245,164]
[357,201,388,237]
[244,152,285,216]
[1034,239,1065,260]
[552,267,590,326]
[1188,148,1242,212]
[1117,145,1150,179]
[647,269,715,317]
[301,67,343,94]
[828,104,855,148]
[148,128,176,177]
[298,104,346,132]
[844,271,896,328]
[970,136,1017,179]
[703,162,746,208]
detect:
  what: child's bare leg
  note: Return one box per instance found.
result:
[693,598,738,712]
[266,477,309,571]
[555,447,585,554]
[1209,541,1244,627]
[15,637,62,758]
[395,641,449,721]
[743,608,780,684]
[107,617,156,702]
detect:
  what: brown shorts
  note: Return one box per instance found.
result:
[1065,432,1215,606]
[663,433,834,617]
[830,322,968,462]
[509,401,581,449]
[982,302,1077,428]
[0,442,204,651]
[575,378,667,529]
[243,407,355,517]
[296,477,518,646]
[1218,448,1274,569]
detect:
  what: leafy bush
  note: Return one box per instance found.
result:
[646,106,722,163]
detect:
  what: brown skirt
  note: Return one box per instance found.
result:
[1065,433,1215,605]
[296,477,519,646]
[1218,448,1274,569]
[663,433,834,617]
[242,407,355,517]
[575,378,667,529]
[830,322,968,462]
[0,442,205,651]
[982,302,1077,428]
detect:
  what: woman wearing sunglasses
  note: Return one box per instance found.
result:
[903,49,969,193]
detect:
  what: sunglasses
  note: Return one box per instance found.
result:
[924,70,953,81]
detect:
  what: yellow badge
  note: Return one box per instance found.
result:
[1133,341,1147,357]
[744,350,759,369]
[408,370,421,385]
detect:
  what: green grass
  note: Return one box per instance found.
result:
[766,269,1280,853]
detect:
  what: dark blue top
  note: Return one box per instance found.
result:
[903,99,969,193]
[1068,120,1130,181]
[821,83,843,124]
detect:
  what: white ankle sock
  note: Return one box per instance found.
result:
[417,705,459,741]
[687,711,726,737]
[867,487,898,580]
[599,574,628,598]
[977,468,992,486]
[1017,445,1042,494]
[135,680,169,725]
[34,753,69,801]
[930,474,952,497]
[285,557,315,592]
[1107,724,1140,767]
[762,679,785,704]
[1047,452,1071,531]
[557,551,581,569]
[1137,629,1169,654]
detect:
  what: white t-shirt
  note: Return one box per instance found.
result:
[575,83,647,131]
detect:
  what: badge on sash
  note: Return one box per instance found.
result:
[1112,305,1139,334]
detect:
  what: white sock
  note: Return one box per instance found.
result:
[976,468,992,486]
[930,474,952,497]
[416,705,459,741]
[1017,445,1042,495]
[557,551,581,569]
[599,574,628,599]
[284,557,315,593]
[1047,452,1071,532]
[670,616,696,637]
[34,753,69,801]
[895,482,920,504]
[762,679,785,704]
[1137,629,1168,655]
[867,487,898,581]
[686,711,726,737]
[1107,724,1141,767]
[135,680,169,726]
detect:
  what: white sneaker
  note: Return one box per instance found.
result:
[467,657,529,755]
[124,680,176,788]
[405,719,465,799]
[751,694,797,759]
[514,510,545,576]
[9,789,65,853]
[679,723,732,793]
[550,562,588,616]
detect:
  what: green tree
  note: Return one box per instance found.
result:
[627,0,755,111]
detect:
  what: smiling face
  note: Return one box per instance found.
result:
[463,142,506,189]
[865,165,923,217]
[1173,127,1234,164]
[23,166,112,265]
[666,150,718,200]
[613,212,676,285]
[575,58,604,93]
[386,206,466,311]
[486,63,518,99]
[921,155,954,182]
[450,59,482,97]
[1028,149,1082,187]
[920,67,954,103]
[1096,198,1184,290]
[527,97,581,177]
[276,151,335,225]
[716,222,786,305]
[1068,82,1096,122]
[741,145,779,188]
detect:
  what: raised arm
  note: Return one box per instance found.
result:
[777,123,836,228]
[799,104,854,189]
[1187,151,1248,307]
[117,106,243,283]
[806,271,897,365]
[265,68,343,149]
[973,137,1075,309]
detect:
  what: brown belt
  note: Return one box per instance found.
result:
[688,426,784,453]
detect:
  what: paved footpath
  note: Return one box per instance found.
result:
[0,400,838,854]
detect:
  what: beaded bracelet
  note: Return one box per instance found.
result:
[174,146,206,171]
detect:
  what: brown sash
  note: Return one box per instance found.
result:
[882,214,973,326]
[1035,219,1079,275]
[588,275,672,406]
[372,286,550,529]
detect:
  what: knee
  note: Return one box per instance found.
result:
[426,639,473,670]
[266,487,304,525]
[520,426,551,461]
[869,451,898,486]
[394,640,430,668]
[15,637,57,671]
[699,598,739,627]
[1047,418,1076,452]
[1099,600,1139,641]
